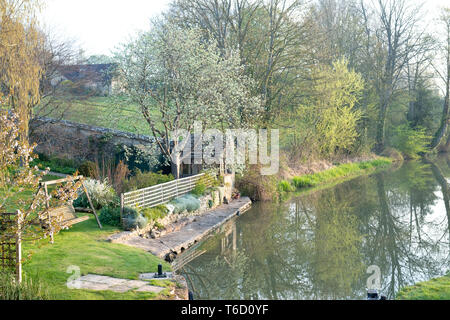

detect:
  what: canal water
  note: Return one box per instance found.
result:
[177,156,450,300]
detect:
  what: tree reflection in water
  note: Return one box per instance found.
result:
[179,156,450,300]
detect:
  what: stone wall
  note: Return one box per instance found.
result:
[29,117,156,162]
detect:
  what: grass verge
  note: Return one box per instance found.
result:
[396,274,450,300]
[282,158,393,196]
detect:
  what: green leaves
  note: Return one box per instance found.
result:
[392,124,431,159]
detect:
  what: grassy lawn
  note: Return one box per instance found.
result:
[35,96,160,134]
[2,174,175,300]
[396,275,450,300]
[23,217,173,300]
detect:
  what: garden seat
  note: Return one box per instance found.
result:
[49,205,90,227]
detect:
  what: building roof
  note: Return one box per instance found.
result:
[57,63,117,84]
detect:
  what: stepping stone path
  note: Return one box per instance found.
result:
[68,274,165,294]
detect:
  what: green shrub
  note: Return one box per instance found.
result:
[208,199,214,208]
[99,206,121,227]
[235,166,279,201]
[191,182,206,196]
[116,144,167,174]
[135,215,148,228]
[122,170,174,192]
[0,273,50,300]
[278,180,295,192]
[122,207,148,230]
[78,161,97,178]
[140,205,168,222]
[169,194,201,213]
[392,125,431,159]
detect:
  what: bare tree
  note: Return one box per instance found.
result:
[167,0,307,123]
[430,8,450,150]
[361,0,424,152]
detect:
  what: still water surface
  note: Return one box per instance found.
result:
[177,156,450,299]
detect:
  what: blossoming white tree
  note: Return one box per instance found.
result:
[115,22,263,178]
[0,109,82,244]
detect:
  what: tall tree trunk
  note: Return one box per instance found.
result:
[430,88,450,150]
[375,102,388,153]
[430,16,450,151]
[171,155,181,180]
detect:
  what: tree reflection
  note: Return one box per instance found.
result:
[179,156,450,300]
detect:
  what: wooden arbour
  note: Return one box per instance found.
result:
[38,176,102,243]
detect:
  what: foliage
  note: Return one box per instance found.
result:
[278,180,295,193]
[78,161,97,178]
[235,164,279,201]
[392,125,431,159]
[296,59,364,158]
[122,210,148,230]
[31,155,78,175]
[122,170,173,192]
[115,21,263,177]
[191,182,206,196]
[0,0,42,137]
[0,110,82,242]
[73,178,118,210]
[116,144,167,174]
[0,272,50,300]
[169,194,201,214]
[98,206,121,227]
[139,205,168,222]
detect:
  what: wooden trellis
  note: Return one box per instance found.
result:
[0,211,22,283]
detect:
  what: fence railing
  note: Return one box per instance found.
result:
[120,173,213,213]
[0,211,22,283]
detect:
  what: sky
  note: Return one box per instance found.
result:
[40,0,447,57]
[40,0,172,56]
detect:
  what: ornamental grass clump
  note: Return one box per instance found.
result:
[122,207,148,230]
[0,273,50,300]
[169,194,201,214]
[73,178,118,210]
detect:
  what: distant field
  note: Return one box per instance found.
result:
[35,96,160,135]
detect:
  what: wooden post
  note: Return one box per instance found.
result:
[15,210,22,284]
[120,193,124,227]
[44,184,54,244]
[82,182,102,229]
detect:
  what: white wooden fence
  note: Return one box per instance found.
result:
[120,173,213,212]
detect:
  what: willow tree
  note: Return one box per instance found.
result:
[0,0,42,138]
[115,22,262,178]
[297,59,364,158]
